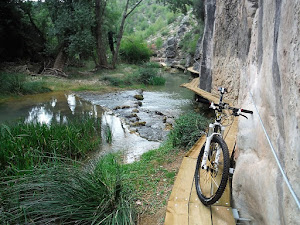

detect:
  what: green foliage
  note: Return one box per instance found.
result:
[123,1,180,40]
[46,0,95,59]
[155,37,163,49]
[0,115,101,177]
[137,64,166,85]
[119,38,152,64]
[169,112,208,149]
[0,73,50,95]
[0,154,135,224]
[166,12,177,24]
[101,62,165,86]
[179,26,203,56]
[143,62,161,68]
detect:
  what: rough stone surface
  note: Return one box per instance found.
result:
[162,13,199,67]
[199,0,300,224]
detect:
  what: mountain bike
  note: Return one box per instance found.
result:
[194,87,253,206]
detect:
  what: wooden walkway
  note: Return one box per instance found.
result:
[164,78,237,225]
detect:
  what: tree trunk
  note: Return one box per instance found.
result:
[53,48,67,71]
[112,0,143,69]
[108,31,115,56]
[95,0,108,68]
[111,0,130,69]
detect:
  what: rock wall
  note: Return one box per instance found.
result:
[198,0,300,224]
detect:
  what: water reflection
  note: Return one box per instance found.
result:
[0,92,104,125]
[67,94,76,114]
[0,92,161,163]
[91,112,160,164]
[25,106,53,124]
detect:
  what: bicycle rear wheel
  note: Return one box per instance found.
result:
[194,135,230,205]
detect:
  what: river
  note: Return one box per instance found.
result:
[0,72,194,163]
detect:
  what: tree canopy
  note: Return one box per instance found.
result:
[0,0,204,70]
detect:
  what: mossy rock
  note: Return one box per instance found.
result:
[134,94,144,100]
[131,121,146,127]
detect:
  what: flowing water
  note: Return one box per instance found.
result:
[0,72,194,163]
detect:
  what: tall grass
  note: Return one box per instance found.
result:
[0,115,102,177]
[169,112,208,149]
[101,62,165,87]
[0,72,51,95]
[0,154,135,224]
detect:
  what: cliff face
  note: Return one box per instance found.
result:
[198,0,300,224]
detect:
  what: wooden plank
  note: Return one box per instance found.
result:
[224,117,238,154]
[189,203,212,225]
[173,64,186,70]
[165,157,198,225]
[189,180,212,225]
[186,136,206,159]
[187,67,200,74]
[168,157,197,202]
[213,181,231,207]
[160,62,167,67]
[181,78,232,105]
[211,206,236,225]
[165,201,189,225]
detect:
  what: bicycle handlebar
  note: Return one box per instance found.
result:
[240,109,253,114]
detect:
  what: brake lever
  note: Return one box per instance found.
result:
[240,114,248,119]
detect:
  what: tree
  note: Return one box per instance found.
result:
[45,0,95,71]
[111,0,144,69]
[95,0,108,68]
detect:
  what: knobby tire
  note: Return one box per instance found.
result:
[194,135,230,206]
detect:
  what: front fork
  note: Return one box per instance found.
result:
[201,123,225,171]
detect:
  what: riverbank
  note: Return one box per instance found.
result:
[0,62,205,224]
[0,63,167,103]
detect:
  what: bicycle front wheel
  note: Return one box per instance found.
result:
[194,135,230,205]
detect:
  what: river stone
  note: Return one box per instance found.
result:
[138,126,168,142]
[134,94,144,100]
[131,121,146,127]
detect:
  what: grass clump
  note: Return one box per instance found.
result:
[0,115,101,177]
[169,112,208,149]
[0,72,51,95]
[0,154,135,224]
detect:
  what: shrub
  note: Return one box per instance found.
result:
[169,112,208,149]
[138,67,157,84]
[119,38,152,64]
[155,37,163,49]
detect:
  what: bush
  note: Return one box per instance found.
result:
[119,38,152,64]
[155,37,163,49]
[169,112,208,149]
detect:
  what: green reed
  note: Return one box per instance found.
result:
[0,115,102,177]
[0,154,135,224]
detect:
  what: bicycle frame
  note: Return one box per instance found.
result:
[200,122,225,171]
